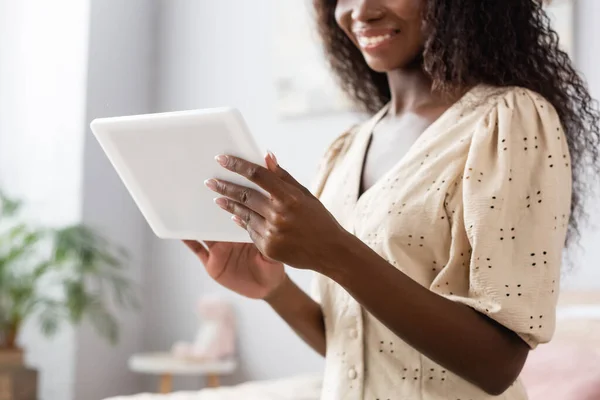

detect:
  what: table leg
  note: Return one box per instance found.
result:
[159,374,173,393]
[206,374,220,388]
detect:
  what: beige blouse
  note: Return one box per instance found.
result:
[310,86,572,400]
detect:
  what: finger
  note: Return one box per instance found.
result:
[214,197,266,231]
[203,241,216,248]
[205,179,271,217]
[232,215,265,246]
[265,151,312,195]
[231,215,245,228]
[182,240,209,264]
[215,155,287,198]
[265,150,278,172]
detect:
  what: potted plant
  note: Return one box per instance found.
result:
[0,190,137,399]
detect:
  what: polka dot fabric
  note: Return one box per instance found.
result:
[310,86,571,400]
[436,88,571,350]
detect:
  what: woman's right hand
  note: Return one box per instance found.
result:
[183,240,286,300]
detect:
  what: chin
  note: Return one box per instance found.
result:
[363,55,411,73]
[363,52,423,73]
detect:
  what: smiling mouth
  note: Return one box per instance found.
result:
[356,30,400,50]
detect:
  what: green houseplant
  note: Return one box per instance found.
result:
[0,190,138,350]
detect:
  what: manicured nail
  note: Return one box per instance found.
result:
[214,197,227,208]
[231,215,244,226]
[204,179,218,190]
[267,150,278,166]
[215,155,228,166]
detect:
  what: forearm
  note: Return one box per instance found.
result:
[265,274,326,357]
[319,233,528,395]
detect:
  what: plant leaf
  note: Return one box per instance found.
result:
[64,280,88,323]
[0,191,22,217]
[38,304,62,337]
[87,300,119,345]
[0,198,135,346]
[32,260,53,279]
[100,271,139,309]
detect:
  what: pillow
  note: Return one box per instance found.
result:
[521,341,600,400]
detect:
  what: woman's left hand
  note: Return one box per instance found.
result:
[205,152,350,271]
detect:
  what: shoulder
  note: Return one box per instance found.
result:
[467,85,560,124]
[322,125,359,163]
[463,85,571,184]
[464,86,563,147]
[310,123,361,197]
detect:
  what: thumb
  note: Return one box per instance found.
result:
[182,240,209,265]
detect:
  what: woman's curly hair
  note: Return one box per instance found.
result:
[314,0,600,252]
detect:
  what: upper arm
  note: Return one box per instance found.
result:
[435,88,572,349]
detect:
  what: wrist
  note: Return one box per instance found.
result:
[264,273,292,305]
[315,228,364,280]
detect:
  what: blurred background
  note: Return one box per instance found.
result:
[0,1,598,400]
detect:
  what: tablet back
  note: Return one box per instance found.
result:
[90,108,263,242]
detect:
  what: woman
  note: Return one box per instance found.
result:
[184,0,600,399]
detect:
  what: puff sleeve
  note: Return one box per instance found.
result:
[448,89,572,348]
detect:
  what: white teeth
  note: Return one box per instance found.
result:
[357,33,394,48]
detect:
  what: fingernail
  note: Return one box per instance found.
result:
[231,215,244,226]
[204,179,218,190]
[215,155,228,166]
[267,150,278,166]
[214,197,227,208]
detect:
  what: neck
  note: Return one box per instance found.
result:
[386,67,437,116]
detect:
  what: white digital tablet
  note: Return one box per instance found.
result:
[90,108,264,243]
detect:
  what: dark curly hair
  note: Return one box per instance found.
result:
[314,0,600,253]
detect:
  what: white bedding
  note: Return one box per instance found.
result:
[103,374,322,400]
[107,291,600,400]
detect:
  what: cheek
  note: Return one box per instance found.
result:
[334,0,353,34]
[389,0,423,21]
[391,0,426,43]
[399,0,425,13]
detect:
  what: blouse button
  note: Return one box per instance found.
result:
[348,368,357,380]
[348,328,358,339]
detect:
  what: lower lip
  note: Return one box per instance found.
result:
[359,32,399,52]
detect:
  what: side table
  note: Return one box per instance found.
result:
[128,353,237,393]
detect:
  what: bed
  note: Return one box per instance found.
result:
[520,290,600,400]
[103,374,322,400]
[105,290,600,400]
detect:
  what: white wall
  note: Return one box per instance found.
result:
[0,1,91,399]
[563,0,600,289]
[74,0,157,399]
[146,0,359,388]
[0,1,156,399]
